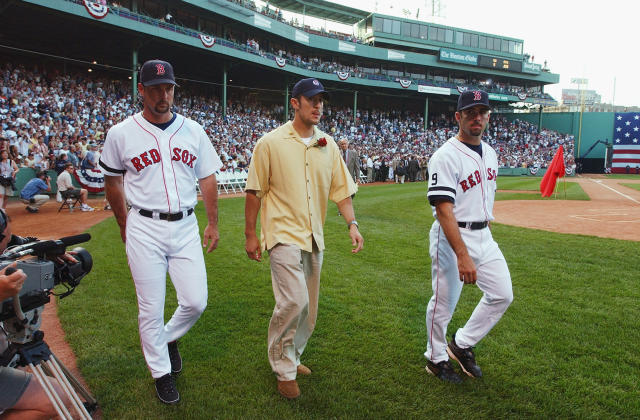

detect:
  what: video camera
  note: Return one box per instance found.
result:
[0,234,98,418]
[0,233,92,347]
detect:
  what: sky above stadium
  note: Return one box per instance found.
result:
[322,0,637,107]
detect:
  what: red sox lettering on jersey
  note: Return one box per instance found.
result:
[426,137,498,223]
[100,112,221,213]
[130,147,197,172]
[459,168,497,192]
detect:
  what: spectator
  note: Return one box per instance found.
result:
[0,150,18,209]
[54,153,70,175]
[57,163,94,212]
[19,170,50,213]
[81,143,97,170]
[67,144,80,168]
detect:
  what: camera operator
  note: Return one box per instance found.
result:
[19,171,51,214]
[0,209,70,419]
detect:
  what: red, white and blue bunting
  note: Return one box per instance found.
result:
[399,79,412,89]
[275,57,286,68]
[83,0,109,19]
[517,93,528,101]
[529,166,540,175]
[336,71,350,81]
[456,86,468,94]
[199,34,216,48]
[565,166,574,176]
[74,168,105,193]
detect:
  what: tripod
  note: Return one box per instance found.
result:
[2,329,97,419]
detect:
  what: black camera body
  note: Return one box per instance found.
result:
[0,235,92,352]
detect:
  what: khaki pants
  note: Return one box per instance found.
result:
[21,195,49,210]
[268,243,323,381]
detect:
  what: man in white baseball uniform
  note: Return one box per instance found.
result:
[100,59,222,404]
[424,90,513,383]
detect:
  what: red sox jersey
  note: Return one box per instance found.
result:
[99,112,222,212]
[427,136,499,222]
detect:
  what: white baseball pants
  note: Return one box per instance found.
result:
[267,243,323,381]
[126,210,208,378]
[425,221,513,363]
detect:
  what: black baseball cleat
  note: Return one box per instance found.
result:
[168,341,182,374]
[425,359,463,384]
[447,333,483,378]
[155,373,180,404]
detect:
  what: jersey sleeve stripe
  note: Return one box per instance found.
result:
[428,186,456,194]
[99,159,126,174]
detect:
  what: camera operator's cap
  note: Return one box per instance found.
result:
[457,90,490,111]
[139,59,178,87]
[292,78,328,99]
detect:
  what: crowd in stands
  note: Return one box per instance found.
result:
[0,62,574,191]
[98,0,552,100]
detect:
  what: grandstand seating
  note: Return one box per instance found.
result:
[0,60,574,192]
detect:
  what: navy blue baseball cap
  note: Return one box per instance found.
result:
[139,59,177,87]
[292,78,328,98]
[457,90,490,111]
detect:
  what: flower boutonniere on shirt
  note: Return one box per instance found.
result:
[316,137,327,147]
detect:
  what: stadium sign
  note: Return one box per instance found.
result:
[254,14,271,29]
[295,31,309,45]
[388,50,406,60]
[418,85,451,96]
[527,97,558,106]
[522,62,541,74]
[488,93,510,101]
[439,48,478,65]
[338,41,356,52]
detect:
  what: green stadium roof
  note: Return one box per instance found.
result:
[266,0,370,25]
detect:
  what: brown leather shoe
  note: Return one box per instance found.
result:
[277,380,300,399]
[296,364,312,375]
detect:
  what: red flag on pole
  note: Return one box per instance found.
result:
[540,146,566,197]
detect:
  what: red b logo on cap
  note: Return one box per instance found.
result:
[155,64,165,75]
[473,91,482,101]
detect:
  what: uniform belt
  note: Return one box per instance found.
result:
[138,208,194,221]
[458,221,488,230]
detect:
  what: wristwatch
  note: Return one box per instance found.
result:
[348,220,359,230]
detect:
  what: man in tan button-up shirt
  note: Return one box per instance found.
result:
[245,78,364,400]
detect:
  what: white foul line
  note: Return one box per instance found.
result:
[590,179,640,205]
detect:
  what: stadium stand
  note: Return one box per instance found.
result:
[0,60,574,192]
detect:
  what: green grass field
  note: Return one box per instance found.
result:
[58,182,639,419]
[621,183,640,192]
[496,177,589,201]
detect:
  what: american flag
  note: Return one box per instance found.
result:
[612,112,640,173]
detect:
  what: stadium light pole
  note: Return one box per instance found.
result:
[132,49,138,101]
[353,91,358,123]
[222,63,227,119]
[424,97,429,130]
[577,80,586,158]
[284,80,289,123]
